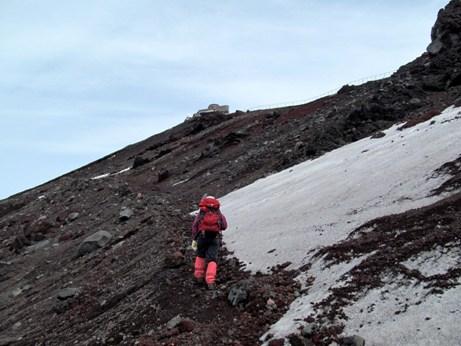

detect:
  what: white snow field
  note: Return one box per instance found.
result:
[220,106,461,345]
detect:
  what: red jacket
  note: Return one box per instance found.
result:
[192,209,227,239]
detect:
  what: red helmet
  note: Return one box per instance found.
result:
[199,196,220,211]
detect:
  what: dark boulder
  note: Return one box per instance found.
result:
[10,233,31,252]
[132,156,150,169]
[227,280,251,306]
[215,131,249,148]
[426,0,461,56]
[199,143,220,159]
[77,230,112,257]
[157,169,170,182]
[288,333,313,346]
[337,84,356,94]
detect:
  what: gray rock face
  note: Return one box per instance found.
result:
[77,230,112,257]
[427,0,461,55]
[119,207,134,221]
[427,38,444,55]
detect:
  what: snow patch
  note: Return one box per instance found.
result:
[173,178,190,186]
[91,173,110,180]
[263,255,368,342]
[91,167,131,180]
[402,245,461,277]
[116,167,131,175]
[342,279,461,346]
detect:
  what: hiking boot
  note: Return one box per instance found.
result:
[207,283,216,290]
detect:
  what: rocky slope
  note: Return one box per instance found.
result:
[1,1,460,345]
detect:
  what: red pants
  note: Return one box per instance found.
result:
[194,257,217,284]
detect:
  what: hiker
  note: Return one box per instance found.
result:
[191,195,227,289]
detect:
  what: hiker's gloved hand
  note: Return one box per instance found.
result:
[191,240,197,251]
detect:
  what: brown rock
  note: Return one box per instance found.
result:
[165,251,185,268]
[157,169,170,183]
[268,339,285,346]
[137,336,157,346]
[58,232,73,242]
[178,319,195,333]
[30,218,54,234]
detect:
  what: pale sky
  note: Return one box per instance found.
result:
[0,0,449,199]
